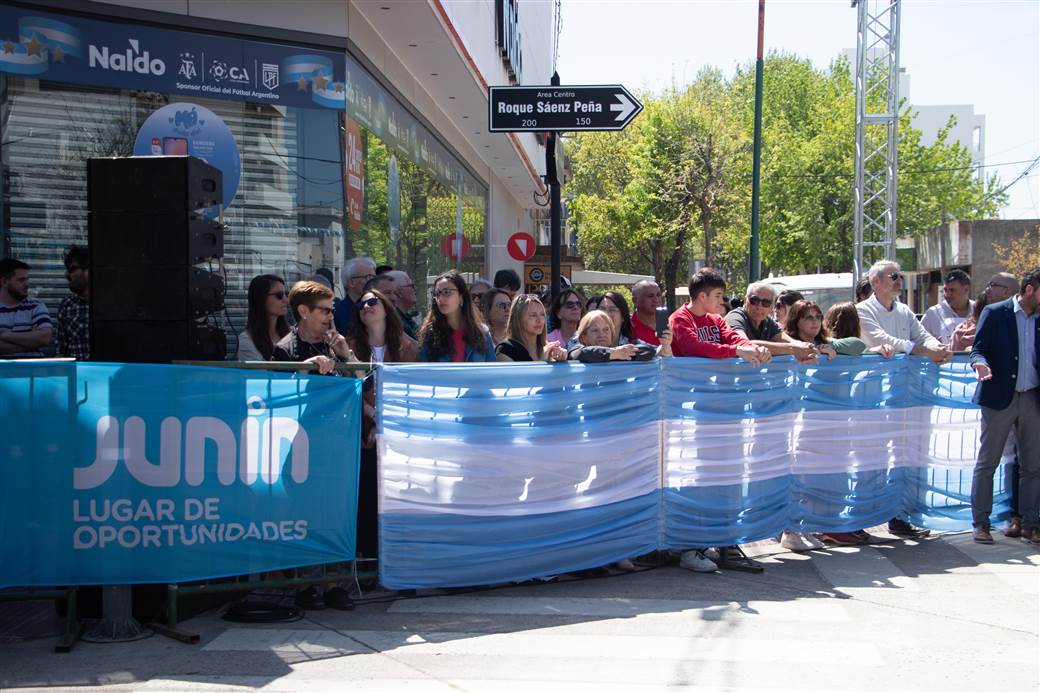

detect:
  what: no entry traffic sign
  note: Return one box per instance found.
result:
[506,231,537,262]
[440,234,471,261]
[489,84,643,133]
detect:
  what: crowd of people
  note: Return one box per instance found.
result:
[2,249,1036,592]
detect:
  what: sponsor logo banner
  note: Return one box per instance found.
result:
[0,362,361,587]
[0,7,345,110]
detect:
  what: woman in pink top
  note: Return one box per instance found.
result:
[547,288,585,347]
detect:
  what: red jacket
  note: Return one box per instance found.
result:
[669,304,750,358]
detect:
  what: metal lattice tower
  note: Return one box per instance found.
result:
[852,0,901,283]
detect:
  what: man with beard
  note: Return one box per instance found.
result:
[0,257,52,359]
[56,246,90,360]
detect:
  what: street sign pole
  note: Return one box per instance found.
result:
[488,79,642,305]
[548,72,562,303]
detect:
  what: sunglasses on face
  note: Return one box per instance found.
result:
[268,290,286,300]
[887,272,903,281]
[311,305,333,315]
[357,297,380,310]
[747,296,771,307]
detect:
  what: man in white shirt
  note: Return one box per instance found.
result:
[857,260,950,365]
[921,269,974,345]
[856,259,950,539]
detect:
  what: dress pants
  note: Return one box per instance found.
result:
[972,389,1040,529]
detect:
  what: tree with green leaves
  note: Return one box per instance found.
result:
[568,52,1007,305]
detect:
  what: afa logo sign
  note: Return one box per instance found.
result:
[133,102,241,208]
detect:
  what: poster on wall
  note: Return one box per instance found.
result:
[0,6,345,111]
[132,102,241,209]
[344,116,365,232]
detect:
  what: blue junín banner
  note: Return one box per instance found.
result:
[0,6,345,110]
[377,357,1011,590]
[0,362,361,588]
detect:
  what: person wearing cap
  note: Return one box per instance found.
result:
[921,269,974,345]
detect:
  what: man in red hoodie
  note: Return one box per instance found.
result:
[668,268,771,574]
[670,268,771,365]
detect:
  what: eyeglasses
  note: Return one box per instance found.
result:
[747,296,771,307]
[356,297,380,310]
[987,281,1013,290]
[493,301,511,310]
[562,301,582,309]
[887,272,903,282]
[800,314,824,321]
[433,287,459,298]
[268,290,286,299]
[350,273,376,282]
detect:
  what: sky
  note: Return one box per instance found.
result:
[555,0,1039,219]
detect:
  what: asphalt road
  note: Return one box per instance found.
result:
[2,528,1037,692]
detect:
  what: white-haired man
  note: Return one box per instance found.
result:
[857,259,949,539]
[333,256,376,335]
[725,281,818,362]
[386,270,419,339]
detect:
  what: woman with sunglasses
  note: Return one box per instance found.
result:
[348,289,418,363]
[480,288,513,345]
[272,280,356,373]
[496,294,567,362]
[783,300,839,361]
[418,271,497,362]
[547,288,585,348]
[236,274,290,361]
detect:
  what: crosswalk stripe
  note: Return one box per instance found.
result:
[386,595,852,622]
[942,533,1040,595]
[806,545,920,593]
[203,628,884,665]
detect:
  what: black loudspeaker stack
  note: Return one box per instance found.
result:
[87,156,227,362]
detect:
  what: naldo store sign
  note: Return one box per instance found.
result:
[0,6,346,111]
[0,362,362,588]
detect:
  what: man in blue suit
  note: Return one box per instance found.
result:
[970,268,1040,544]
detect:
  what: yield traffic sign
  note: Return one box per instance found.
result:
[506,231,537,262]
[488,84,643,133]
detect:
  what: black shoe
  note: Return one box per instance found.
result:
[294,586,325,610]
[323,587,355,611]
[716,545,764,573]
[888,517,930,539]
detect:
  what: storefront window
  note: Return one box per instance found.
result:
[0,7,487,356]
[1,76,344,355]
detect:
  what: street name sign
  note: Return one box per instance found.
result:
[488,85,643,132]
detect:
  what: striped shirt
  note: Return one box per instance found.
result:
[0,298,52,359]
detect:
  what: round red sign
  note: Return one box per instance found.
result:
[507,231,537,262]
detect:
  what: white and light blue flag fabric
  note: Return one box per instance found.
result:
[378,357,1009,589]
[0,361,362,588]
[377,362,661,589]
